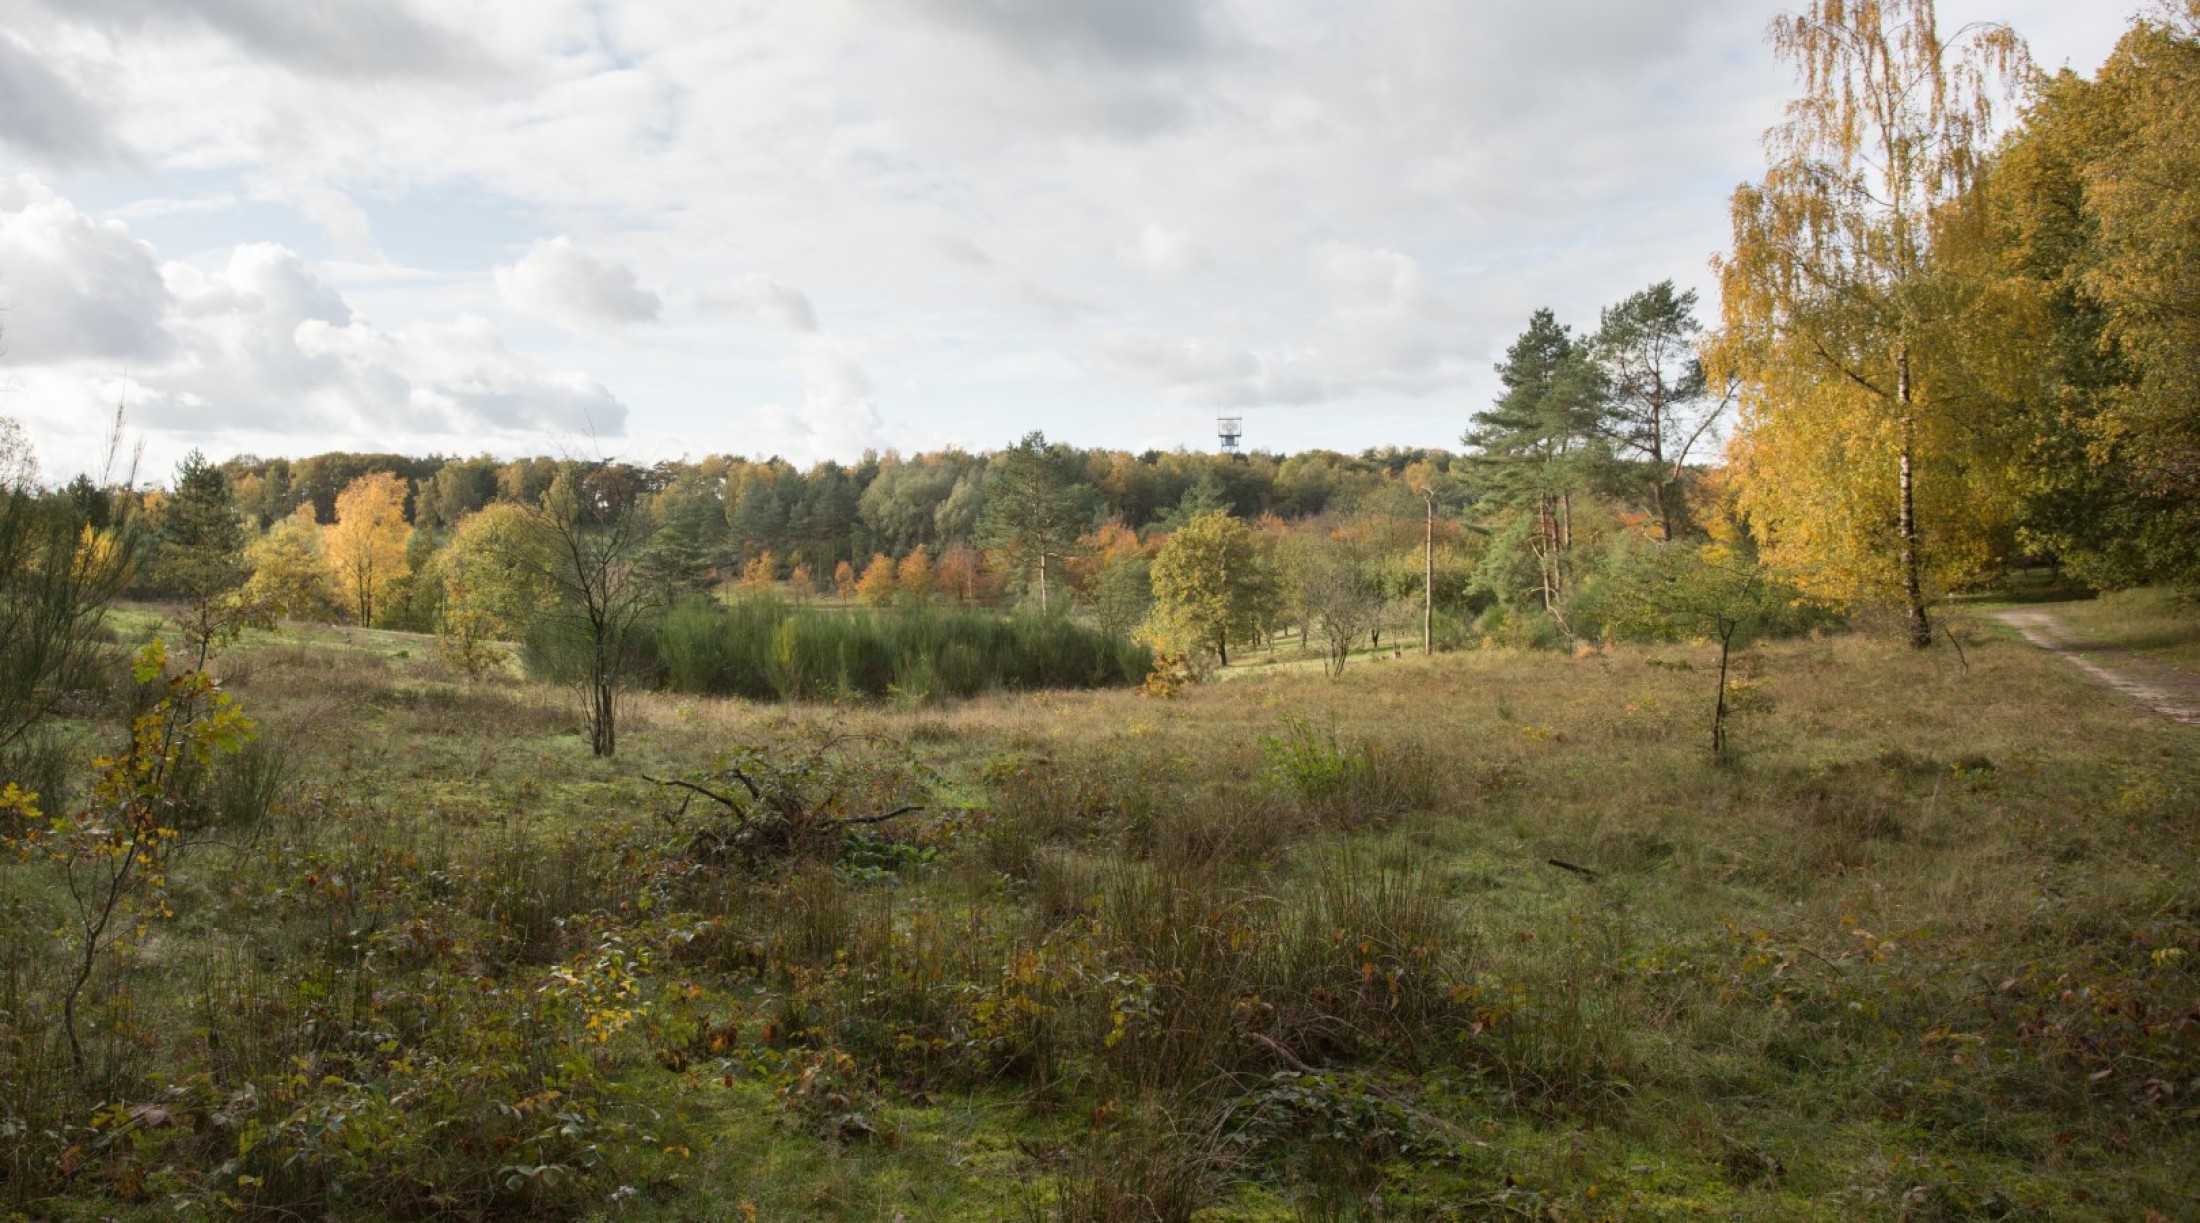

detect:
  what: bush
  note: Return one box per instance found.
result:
[647,597,1150,702]
[1260,714,1440,826]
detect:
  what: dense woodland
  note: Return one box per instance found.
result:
[2,2,2197,1220]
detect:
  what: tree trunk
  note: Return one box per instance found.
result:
[1713,623,1734,759]
[1896,348,1931,649]
[592,678,616,756]
[1038,551,1049,614]
[1536,500,1555,612]
[1422,497,1434,656]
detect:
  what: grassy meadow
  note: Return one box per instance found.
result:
[2,603,2196,1221]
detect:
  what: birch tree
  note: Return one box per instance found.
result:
[1714,0,2028,647]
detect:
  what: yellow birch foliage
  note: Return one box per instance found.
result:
[244,505,333,620]
[895,545,934,603]
[855,553,898,606]
[1712,0,2028,622]
[323,473,412,627]
[440,502,550,641]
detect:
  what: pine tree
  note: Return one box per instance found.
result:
[975,432,1092,613]
[156,450,248,600]
[1593,283,1727,541]
[1463,309,1609,612]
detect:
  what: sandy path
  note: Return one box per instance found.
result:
[1990,607,2200,726]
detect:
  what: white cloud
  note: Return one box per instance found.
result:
[1310,241,1444,323]
[0,178,625,471]
[1127,223,1200,279]
[495,236,662,333]
[0,31,122,165]
[871,0,1221,65]
[749,335,887,463]
[698,275,818,331]
[1088,329,1325,408]
[252,180,379,261]
[0,174,172,362]
[0,0,2135,460]
[34,0,492,80]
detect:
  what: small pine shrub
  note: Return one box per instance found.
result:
[647,597,1149,703]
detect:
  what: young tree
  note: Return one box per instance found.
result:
[1607,543,1793,759]
[856,552,899,606]
[1715,0,2028,646]
[896,544,935,605]
[1070,522,1153,640]
[243,504,334,621]
[154,449,248,600]
[934,542,984,606]
[522,472,660,757]
[322,472,413,627]
[0,419,135,754]
[976,432,1091,613]
[1297,527,1387,678]
[1148,510,1276,667]
[741,549,780,592]
[439,503,552,640]
[1593,283,1730,541]
[3,638,257,1075]
[787,561,818,603]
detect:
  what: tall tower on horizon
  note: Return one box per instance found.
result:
[1217,414,1242,454]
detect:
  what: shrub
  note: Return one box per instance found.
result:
[648,597,1150,703]
[1259,714,1440,826]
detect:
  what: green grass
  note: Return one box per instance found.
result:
[3,601,2196,1220]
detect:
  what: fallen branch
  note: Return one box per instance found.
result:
[833,805,924,828]
[1546,857,1601,881]
[644,775,751,818]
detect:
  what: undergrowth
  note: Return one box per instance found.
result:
[0,612,2194,1220]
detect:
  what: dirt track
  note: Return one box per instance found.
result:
[1991,606,2200,726]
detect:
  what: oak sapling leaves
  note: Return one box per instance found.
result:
[2,638,257,1075]
[1606,543,1793,759]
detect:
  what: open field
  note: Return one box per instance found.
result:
[3,608,2196,1221]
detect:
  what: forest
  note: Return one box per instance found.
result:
[1,1,2196,1220]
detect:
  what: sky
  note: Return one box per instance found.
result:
[0,0,2142,483]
